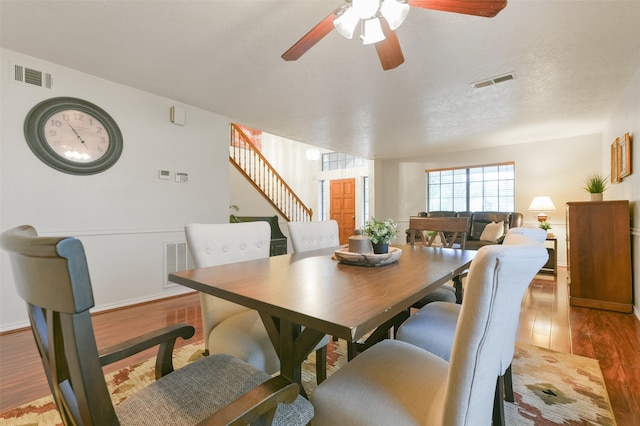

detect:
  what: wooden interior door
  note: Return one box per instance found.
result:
[330,178,356,244]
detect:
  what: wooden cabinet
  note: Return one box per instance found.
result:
[566,200,632,313]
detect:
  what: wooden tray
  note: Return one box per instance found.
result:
[334,247,402,267]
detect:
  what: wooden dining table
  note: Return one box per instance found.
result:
[169,244,475,393]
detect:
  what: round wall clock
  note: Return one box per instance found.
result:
[24,97,123,175]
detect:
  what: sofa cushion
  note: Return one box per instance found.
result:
[468,212,512,241]
[479,221,504,242]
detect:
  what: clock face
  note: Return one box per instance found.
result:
[43,109,111,163]
[24,97,123,175]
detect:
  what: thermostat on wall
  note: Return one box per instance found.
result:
[176,172,188,183]
[159,169,170,180]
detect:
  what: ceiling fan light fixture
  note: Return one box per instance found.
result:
[380,0,409,30]
[352,0,380,19]
[334,6,360,39]
[361,17,386,44]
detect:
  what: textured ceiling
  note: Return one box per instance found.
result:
[2,0,640,159]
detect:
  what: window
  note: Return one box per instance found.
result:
[322,152,365,171]
[426,163,514,212]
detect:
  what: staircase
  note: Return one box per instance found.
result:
[229,123,313,222]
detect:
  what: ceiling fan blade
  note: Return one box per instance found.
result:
[281,5,348,61]
[408,0,507,18]
[375,18,405,70]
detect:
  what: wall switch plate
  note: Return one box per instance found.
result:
[159,169,170,180]
[175,172,188,183]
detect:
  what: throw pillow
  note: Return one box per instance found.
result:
[480,221,505,242]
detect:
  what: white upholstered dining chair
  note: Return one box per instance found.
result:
[312,237,548,425]
[286,220,340,252]
[395,226,548,425]
[185,222,328,384]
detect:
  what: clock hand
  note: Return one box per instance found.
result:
[66,121,89,149]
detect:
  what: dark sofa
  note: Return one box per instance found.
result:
[406,211,523,250]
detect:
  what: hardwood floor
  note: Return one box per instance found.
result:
[1,269,639,424]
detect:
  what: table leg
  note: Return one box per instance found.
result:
[259,313,327,398]
[278,320,301,392]
[347,310,409,360]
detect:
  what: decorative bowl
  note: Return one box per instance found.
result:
[333,247,402,267]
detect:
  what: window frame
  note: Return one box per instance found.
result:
[425,162,515,212]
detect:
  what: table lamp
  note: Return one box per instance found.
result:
[528,196,556,222]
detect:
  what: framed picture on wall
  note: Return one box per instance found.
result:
[611,138,620,183]
[619,132,632,179]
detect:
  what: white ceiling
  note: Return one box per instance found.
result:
[2,0,640,160]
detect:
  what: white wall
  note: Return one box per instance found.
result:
[373,133,603,267]
[1,49,231,330]
[602,64,640,315]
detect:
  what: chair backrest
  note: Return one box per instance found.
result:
[1,225,118,424]
[185,222,271,351]
[408,216,470,249]
[443,238,548,424]
[287,220,340,253]
[503,225,547,244]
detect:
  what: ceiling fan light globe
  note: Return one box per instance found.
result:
[353,0,380,19]
[361,17,386,44]
[380,0,409,30]
[334,7,360,39]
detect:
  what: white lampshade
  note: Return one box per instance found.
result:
[528,196,556,212]
[334,7,360,39]
[352,0,380,19]
[380,0,410,30]
[528,196,556,222]
[361,18,386,44]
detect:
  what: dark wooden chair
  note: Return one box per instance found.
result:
[408,216,470,249]
[408,216,470,304]
[0,225,314,426]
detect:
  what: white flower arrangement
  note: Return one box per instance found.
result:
[363,217,398,244]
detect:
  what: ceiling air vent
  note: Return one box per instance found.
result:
[472,72,515,89]
[11,63,53,89]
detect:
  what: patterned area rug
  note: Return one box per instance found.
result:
[1,340,615,425]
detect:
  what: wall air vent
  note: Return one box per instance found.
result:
[472,72,515,89]
[11,63,53,89]
[163,241,194,288]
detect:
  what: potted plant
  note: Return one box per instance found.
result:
[538,220,552,231]
[584,173,608,201]
[229,205,241,223]
[363,217,398,254]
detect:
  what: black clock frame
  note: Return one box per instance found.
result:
[24,97,123,175]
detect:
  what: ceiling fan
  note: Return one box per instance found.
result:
[281,0,507,70]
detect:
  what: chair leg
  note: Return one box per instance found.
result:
[315,346,327,384]
[504,363,514,402]
[347,341,358,361]
[453,274,465,304]
[492,375,506,426]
